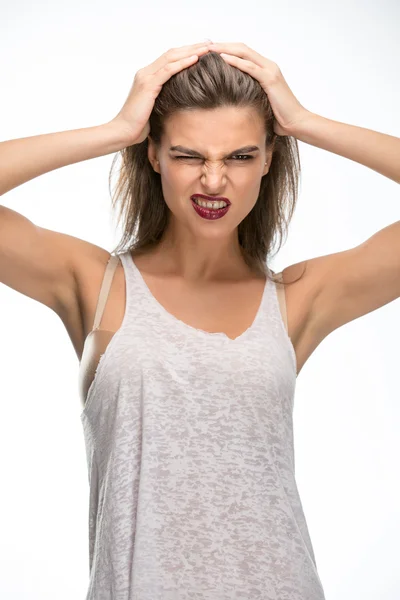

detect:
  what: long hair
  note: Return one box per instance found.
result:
[109,51,303,285]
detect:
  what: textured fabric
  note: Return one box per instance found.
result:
[80,250,326,600]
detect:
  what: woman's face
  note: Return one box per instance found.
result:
[148,106,272,243]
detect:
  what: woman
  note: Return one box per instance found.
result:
[0,40,398,599]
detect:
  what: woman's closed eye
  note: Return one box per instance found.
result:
[174,155,254,161]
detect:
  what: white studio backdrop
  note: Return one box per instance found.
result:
[0,0,399,598]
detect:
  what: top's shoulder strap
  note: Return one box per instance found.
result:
[92,254,121,331]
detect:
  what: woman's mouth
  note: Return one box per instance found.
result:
[190,196,231,220]
[191,194,231,207]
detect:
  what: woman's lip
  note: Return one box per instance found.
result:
[191,194,231,205]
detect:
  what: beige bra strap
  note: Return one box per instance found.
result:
[274,271,288,333]
[92,254,120,331]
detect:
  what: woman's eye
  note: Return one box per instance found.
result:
[174,155,253,161]
[174,156,200,160]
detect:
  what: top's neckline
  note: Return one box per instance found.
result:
[125,251,269,343]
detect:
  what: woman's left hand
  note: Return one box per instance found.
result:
[208,42,312,136]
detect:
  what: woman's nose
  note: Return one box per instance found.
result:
[200,170,227,187]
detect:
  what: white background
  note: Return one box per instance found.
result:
[0,0,399,598]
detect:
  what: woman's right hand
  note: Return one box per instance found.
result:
[109,42,212,146]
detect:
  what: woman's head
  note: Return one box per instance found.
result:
[146,105,273,255]
[110,51,301,279]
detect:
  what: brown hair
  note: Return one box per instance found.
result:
[109,51,304,285]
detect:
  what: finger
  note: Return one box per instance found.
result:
[145,44,210,75]
[219,52,259,75]
[163,45,211,65]
[219,52,281,86]
[209,42,255,57]
[210,42,273,68]
[154,53,203,84]
[174,42,212,53]
[164,41,212,60]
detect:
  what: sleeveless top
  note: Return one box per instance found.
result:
[78,251,326,600]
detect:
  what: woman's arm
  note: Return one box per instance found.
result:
[290,112,400,184]
[0,121,130,197]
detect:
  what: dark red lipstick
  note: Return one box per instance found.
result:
[190,194,231,220]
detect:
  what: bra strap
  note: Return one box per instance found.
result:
[92,254,120,331]
[274,272,288,333]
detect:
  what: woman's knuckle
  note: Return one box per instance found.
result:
[269,66,281,83]
[135,70,148,84]
[134,73,145,85]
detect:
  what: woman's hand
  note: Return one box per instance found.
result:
[208,42,312,136]
[109,42,212,145]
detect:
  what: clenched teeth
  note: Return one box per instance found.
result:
[193,198,228,209]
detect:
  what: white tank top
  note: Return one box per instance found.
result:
[79,250,326,600]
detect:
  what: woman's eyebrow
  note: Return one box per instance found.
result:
[169,145,260,157]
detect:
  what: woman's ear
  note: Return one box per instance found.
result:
[147,136,159,171]
[264,135,278,171]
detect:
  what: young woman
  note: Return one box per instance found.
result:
[0,40,398,600]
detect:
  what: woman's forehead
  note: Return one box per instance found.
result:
[165,106,263,129]
[163,108,266,149]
